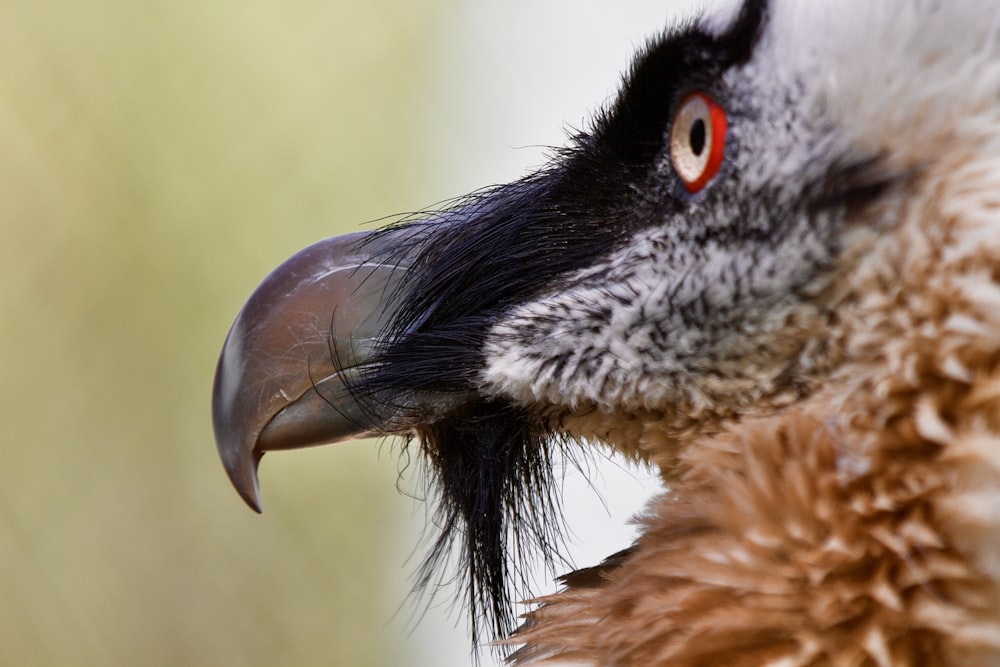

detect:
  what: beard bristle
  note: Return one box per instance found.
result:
[406,400,575,656]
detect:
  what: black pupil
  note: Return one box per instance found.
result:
[689,118,706,156]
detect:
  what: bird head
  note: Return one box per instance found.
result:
[212,0,1000,648]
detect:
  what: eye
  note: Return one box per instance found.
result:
[669,92,727,193]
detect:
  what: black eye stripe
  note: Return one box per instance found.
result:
[587,0,766,178]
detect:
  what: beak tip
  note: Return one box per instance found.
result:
[221,445,265,513]
[238,473,264,514]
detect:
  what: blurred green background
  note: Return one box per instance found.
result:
[0,1,689,665]
[0,1,449,665]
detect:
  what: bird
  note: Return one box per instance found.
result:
[212,0,1000,664]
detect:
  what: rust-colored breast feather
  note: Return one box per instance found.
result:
[515,405,997,664]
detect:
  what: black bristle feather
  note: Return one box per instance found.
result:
[410,401,571,649]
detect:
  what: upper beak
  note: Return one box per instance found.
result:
[211,230,413,511]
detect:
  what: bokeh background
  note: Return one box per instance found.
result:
[0,1,697,665]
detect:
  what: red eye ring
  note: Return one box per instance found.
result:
[669,92,727,193]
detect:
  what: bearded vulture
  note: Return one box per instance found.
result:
[212,0,1000,663]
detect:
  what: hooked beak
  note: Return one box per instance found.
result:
[211,230,412,511]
